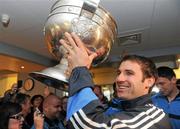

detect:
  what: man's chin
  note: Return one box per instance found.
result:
[56,113,60,118]
[118,96,128,100]
[160,91,167,96]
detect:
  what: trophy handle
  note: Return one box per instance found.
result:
[80,0,100,19]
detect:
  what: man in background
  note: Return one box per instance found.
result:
[93,85,109,105]
[42,94,65,129]
[14,93,31,129]
[152,66,180,129]
[3,83,19,102]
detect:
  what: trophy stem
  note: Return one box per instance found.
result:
[29,57,69,91]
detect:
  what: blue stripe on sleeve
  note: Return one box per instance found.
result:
[67,87,98,120]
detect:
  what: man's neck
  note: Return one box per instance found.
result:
[121,94,152,110]
[167,88,179,102]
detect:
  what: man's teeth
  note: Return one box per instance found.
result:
[118,86,128,89]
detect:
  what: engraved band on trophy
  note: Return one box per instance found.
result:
[29,0,117,91]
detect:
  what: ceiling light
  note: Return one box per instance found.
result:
[20,66,25,69]
[1,14,10,27]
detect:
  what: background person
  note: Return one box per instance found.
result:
[59,96,68,127]
[14,93,31,129]
[0,102,24,129]
[31,94,66,129]
[93,85,109,105]
[3,83,19,103]
[26,94,44,127]
[152,66,180,129]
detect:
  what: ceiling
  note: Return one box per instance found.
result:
[0,0,180,73]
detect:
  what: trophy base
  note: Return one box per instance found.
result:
[29,66,68,91]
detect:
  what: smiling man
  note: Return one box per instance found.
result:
[60,32,171,129]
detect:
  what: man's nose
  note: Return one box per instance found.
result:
[58,107,62,111]
[116,73,126,82]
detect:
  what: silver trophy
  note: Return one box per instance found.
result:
[29,0,117,91]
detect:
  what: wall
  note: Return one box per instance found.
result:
[174,68,180,79]
[91,67,117,85]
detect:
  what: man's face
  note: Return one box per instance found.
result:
[22,98,31,117]
[47,98,62,119]
[156,77,174,96]
[33,97,43,108]
[11,84,18,93]
[9,112,24,129]
[115,60,151,100]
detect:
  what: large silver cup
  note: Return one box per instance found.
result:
[29,0,117,91]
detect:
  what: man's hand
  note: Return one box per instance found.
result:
[34,108,44,129]
[60,32,97,70]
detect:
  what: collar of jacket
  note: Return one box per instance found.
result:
[44,116,60,127]
[157,90,180,100]
[121,94,152,110]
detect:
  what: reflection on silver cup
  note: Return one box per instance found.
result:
[29,0,117,91]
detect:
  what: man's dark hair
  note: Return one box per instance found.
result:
[120,55,157,93]
[157,66,176,80]
[30,94,44,104]
[14,93,30,105]
[120,55,158,81]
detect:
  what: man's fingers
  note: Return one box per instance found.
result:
[64,32,77,49]
[60,39,72,54]
[89,52,98,61]
[71,32,85,49]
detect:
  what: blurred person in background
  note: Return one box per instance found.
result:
[31,94,66,129]
[152,66,180,129]
[0,102,24,129]
[30,95,44,111]
[14,93,32,129]
[3,83,19,103]
[60,96,68,127]
[26,95,44,127]
[93,85,109,105]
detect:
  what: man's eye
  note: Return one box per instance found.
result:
[158,83,164,86]
[126,71,133,75]
[117,71,121,75]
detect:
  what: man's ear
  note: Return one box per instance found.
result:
[43,104,48,113]
[171,76,177,84]
[145,77,155,88]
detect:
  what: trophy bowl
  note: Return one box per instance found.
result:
[29,0,117,91]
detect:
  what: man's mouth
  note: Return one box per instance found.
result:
[117,85,129,91]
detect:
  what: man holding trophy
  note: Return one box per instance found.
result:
[30,0,171,128]
[60,32,171,129]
